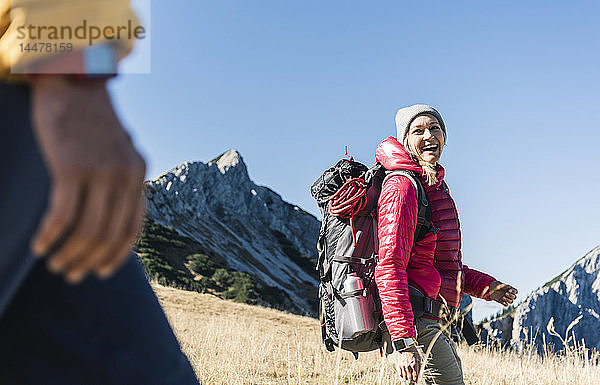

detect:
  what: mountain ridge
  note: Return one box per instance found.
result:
[141,149,320,315]
[479,245,600,352]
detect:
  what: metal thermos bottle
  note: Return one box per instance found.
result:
[342,273,375,337]
[344,272,364,292]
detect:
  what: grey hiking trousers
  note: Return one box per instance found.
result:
[385,316,464,385]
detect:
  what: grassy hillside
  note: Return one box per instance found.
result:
[154,284,600,385]
[135,218,294,310]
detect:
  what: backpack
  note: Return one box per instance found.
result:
[310,158,436,357]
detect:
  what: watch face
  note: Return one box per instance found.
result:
[393,338,415,351]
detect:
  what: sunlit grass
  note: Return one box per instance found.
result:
[154,284,600,385]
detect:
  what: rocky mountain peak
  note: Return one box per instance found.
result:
[144,150,320,315]
[208,149,248,177]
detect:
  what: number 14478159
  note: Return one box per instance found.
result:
[19,42,74,53]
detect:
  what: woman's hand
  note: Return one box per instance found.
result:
[487,281,518,306]
[387,344,422,383]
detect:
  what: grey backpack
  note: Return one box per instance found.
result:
[310,159,434,356]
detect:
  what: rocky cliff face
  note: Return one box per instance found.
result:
[478,314,514,348]
[145,150,320,315]
[479,245,600,352]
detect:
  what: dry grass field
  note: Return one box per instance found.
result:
[153,284,600,385]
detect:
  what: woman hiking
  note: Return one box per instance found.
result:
[375,104,517,384]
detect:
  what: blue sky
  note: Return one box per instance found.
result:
[110,0,600,321]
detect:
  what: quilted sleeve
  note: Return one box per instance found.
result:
[463,264,496,300]
[375,175,418,340]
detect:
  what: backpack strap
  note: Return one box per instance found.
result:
[383,170,428,207]
[333,255,376,264]
[382,170,438,243]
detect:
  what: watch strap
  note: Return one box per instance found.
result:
[21,45,117,78]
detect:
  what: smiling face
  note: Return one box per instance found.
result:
[405,114,445,164]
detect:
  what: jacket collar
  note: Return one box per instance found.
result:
[375,136,445,185]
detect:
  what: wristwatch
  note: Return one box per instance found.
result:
[393,337,416,352]
[21,44,117,79]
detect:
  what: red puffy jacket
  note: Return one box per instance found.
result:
[375,137,496,340]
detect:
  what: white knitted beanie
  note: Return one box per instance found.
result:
[395,104,446,143]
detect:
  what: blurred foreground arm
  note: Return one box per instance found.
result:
[30,75,146,284]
